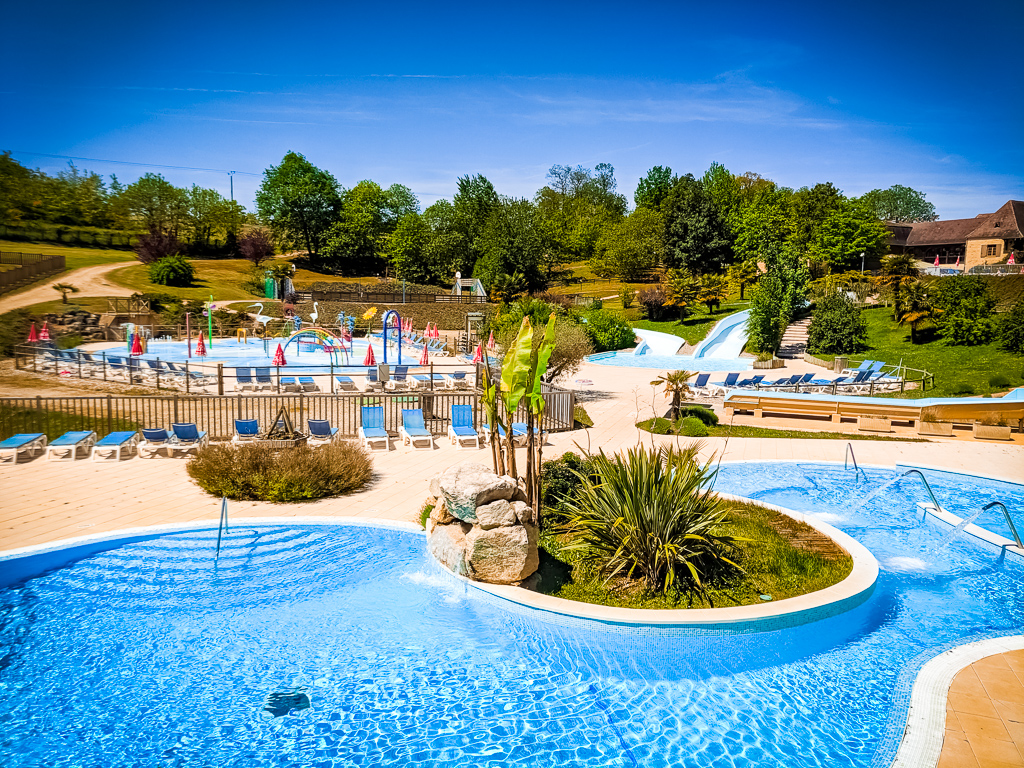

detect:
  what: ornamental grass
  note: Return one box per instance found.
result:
[187,441,372,502]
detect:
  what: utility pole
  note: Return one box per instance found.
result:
[228,171,235,200]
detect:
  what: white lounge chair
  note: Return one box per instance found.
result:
[0,433,47,464]
[45,430,97,461]
[399,409,434,450]
[91,431,140,461]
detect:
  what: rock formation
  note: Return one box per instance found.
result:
[425,461,539,585]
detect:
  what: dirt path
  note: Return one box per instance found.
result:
[0,262,135,314]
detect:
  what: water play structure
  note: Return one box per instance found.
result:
[381,310,404,365]
[280,327,351,365]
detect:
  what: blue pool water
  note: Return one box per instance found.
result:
[587,351,752,371]
[1,463,1022,767]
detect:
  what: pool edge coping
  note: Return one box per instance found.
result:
[890,634,1024,768]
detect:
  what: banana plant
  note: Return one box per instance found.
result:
[480,365,504,475]
[524,315,557,516]
[499,317,533,481]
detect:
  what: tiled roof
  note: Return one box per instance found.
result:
[966,200,1024,239]
[905,217,986,246]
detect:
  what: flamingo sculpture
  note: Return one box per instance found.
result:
[310,301,320,326]
[247,303,274,335]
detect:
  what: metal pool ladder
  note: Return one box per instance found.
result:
[982,501,1024,549]
[215,496,229,560]
[844,443,866,477]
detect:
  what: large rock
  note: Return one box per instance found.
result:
[429,498,457,525]
[466,525,539,584]
[427,522,470,577]
[511,501,534,527]
[437,462,517,522]
[474,499,517,530]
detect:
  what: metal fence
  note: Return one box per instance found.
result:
[0,387,576,442]
[311,290,488,304]
[0,252,65,295]
[967,264,1024,275]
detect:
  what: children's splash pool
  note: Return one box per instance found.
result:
[0,462,1021,767]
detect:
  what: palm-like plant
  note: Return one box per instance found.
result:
[897,280,936,343]
[52,283,79,304]
[651,370,694,421]
[727,260,759,300]
[560,444,741,597]
[664,268,701,319]
[697,274,730,314]
[875,254,919,319]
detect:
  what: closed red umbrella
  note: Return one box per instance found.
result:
[472,343,483,363]
[26,323,38,343]
[487,330,495,350]
[419,342,429,366]
[363,343,376,366]
[1009,252,1017,265]
[195,331,207,357]
[933,255,940,267]
[130,333,143,356]
[40,322,50,341]
[272,343,286,366]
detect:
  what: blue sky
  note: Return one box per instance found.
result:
[3,0,1021,219]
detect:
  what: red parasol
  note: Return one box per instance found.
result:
[40,322,50,341]
[933,255,940,267]
[272,343,286,366]
[419,342,429,366]
[432,323,440,340]
[130,333,143,356]
[487,330,495,350]
[363,343,376,366]
[1009,252,1017,265]
[26,323,38,343]
[195,331,207,357]
[955,254,961,268]
[472,343,483,363]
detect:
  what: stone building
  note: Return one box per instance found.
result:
[886,200,1023,270]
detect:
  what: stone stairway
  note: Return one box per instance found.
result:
[777,317,811,359]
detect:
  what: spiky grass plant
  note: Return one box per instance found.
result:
[560,443,741,596]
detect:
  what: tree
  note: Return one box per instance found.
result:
[52,283,79,304]
[875,254,920,320]
[384,212,430,282]
[732,187,792,268]
[255,152,341,257]
[789,182,844,253]
[662,174,734,274]
[134,227,181,264]
[807,292,867,353]
[238,226,275,267]
[746,270,790,353]
[701,162,741,225]
[696,274,729,314]
[116,173,187,233]
[453,174,499,269]
[634,165,673,210]
[636,286,668,320]
[474,198,546,291]
[593,207,664,282]
[321,181,419,273]
[861,185,937,223]
[999,295,1024,355]
[149,254,195,287]
[184,185,244,249]
[809,199,890,269]
[663,268,701,319]
[650,370,694,421]
[931,276,997,346]
[727,260,759,300]
[422,200,473,283]
[896,281,935,344]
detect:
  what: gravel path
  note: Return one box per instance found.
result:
[0,262,134,314]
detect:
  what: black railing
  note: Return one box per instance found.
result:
[0,253,65,295]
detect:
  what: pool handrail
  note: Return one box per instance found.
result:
[903,469,947,517]
[844,443,860,474]
[982,501,1024,549]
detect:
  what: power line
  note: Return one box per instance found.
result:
[9,151,261,176]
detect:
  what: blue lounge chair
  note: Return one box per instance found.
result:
[448,404,480,449]
[233,419,260,444]
[690,373,711,393]
[399,409,434,450]
[735,374,765,388]
[299,376,319,392]
[358,406,390,452]
[335,375,356,391]
[307,419,339,448]
[254,367,274,391]
[481,421,530,447]
[445,370,469,389]
[841,359,875,376]
[413,373,446,389]
[45,430,97,461]
[170,423,208,456]
[386,366,411,391]
[835,370,872,389]
[235,367,255,392]
[709,372,740,395]
[0,433,47,464]
[279,376,301,392]
[365,367,383,391]
[138,428,171,458]
[91,431,140,461]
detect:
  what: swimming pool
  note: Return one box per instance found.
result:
[1,463,1021,767]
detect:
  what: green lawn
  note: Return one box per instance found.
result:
[846,306,1024,398]
[536,500,852,609]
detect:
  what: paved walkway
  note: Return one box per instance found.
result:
[0,261,134,314]
[942,651,1024,767]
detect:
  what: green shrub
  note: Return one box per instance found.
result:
[559,445,740,595]
[581,309,634,351]
[932,276,997,346]
[680,406,719,426]
[0,308,36,357]
[999,295,1024,355]
[674,416,708,437]
[756,351,774,362]
[619,285,634,309]
[541,452,598,521]
[989,373,1012,389]
[588,298,603,311]
[807,293,867,354]
[187,441,372,502]
[419,501,434,529]
[951,382,976,396]
[149,255,195,287]
[56,334,83,350]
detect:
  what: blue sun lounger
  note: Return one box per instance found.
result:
[170,423,208,456]
[358,406,390,451]
[307,419,339,447]
[233,419,260,444]
[299,376,319,392]
[138,428,172,458]
[45,430,97,461]
[279,376,301,392]
[91,431,140,461]
[0,433,47,464]
[335,375,356,391]
[399,409,434,450]
[447,404,480,449]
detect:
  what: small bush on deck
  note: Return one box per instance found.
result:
[187,441,372,502]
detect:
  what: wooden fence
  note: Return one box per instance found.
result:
[311,290,488,304]
[0,387,576,442]
[0,252,65,295]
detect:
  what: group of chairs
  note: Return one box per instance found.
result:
[0,423,209,464]
[688,366,903,397]
[235,368,320,393]
[357,404,478,452]
[36,349,212,389]
[401,330,450,356]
